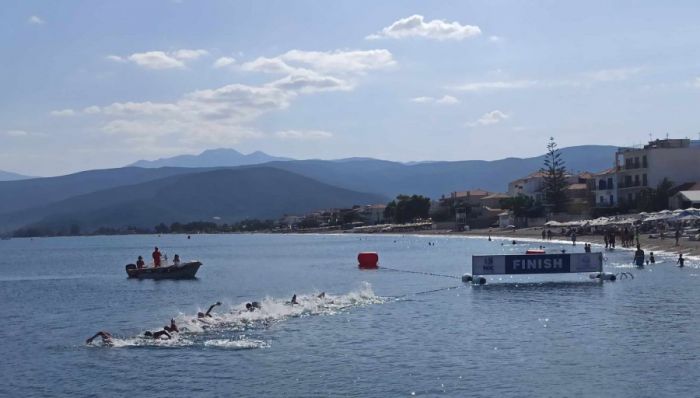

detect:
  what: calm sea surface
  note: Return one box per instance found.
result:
[1,233,699,397]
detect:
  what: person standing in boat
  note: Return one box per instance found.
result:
[152,247,162,267]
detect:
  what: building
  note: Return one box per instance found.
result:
[591,168,618,207]
[355,204,386,224]
[507,171,548,202]
[616,138,700,207]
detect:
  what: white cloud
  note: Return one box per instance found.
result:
[451,80,537,92]
[108,49,209,70]
[213,56,236,69]
[411,95,459,105]
[172,49,208,60]
[275,130,333,140]
[6,129,29,137]
[127,51,185,69]
[243,49,395,76]
[489,35,503,43]
[82,106,101,114]
[585,67,642,82]
[106,55,126,63]
[50,109,76,117]
[468,110,509,127]
[367,14,481,41]
[28,15,44,24]
[268,71,352,93]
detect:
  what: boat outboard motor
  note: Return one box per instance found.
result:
[125,264,136,272]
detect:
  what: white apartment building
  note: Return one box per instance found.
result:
[615,138,700,206]
[592,168,617,207]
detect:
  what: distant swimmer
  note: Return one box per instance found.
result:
[144,330,171,340]
[512,240,517,245]
[317,292,326,299]
[245,301,261,312]
[649,252,655,264]
[86,331,113,346]
[677,253,685,267]
[633,245,645,266]
[198,302,222,318]
[163,318,179,333]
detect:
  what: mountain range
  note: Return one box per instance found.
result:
[0,145,618,234]
[129,148,290,168]
[0,169,34,181]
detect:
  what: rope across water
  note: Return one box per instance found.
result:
[379,266,461,280]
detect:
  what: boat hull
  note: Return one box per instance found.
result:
[126,261,201,280]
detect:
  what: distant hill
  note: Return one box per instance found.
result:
[0,167,386,232]
[129,148,291,168]
[0,167,206,215]
[0,170,34,181]
[262,145,618,198]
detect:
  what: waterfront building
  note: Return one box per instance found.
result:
[615,139,700,207]
[591,168,618,207]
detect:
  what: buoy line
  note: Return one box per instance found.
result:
[379,266,461,280]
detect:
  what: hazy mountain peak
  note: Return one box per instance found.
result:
[129,148,291,168]
[0,169,35,181]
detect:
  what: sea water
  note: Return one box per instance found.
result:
[1,234,699,397]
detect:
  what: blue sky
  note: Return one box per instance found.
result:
[2,0,700,176]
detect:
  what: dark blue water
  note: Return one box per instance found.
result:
[1,234,699,397]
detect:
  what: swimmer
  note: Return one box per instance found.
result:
[198,301,222,318]
[163,318,179,333]
[649,252,655,264]
[317,292,326,299]
[290,294,299,305]
[677,253,685,267]
[86,331,113,346]
[144,330,171,340]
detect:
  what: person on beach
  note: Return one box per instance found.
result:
[604,234,609,249]
[677,253,685,267]
[675,229,681,246]
[610,231,616,249]
[542,229,546,240]
[198,302,222,318]
[633,245,645,266]
[547,230,553,240]
[152,247,162,267]
[649,252,655,264]
[136,256,145,269]
[86,331,113,346]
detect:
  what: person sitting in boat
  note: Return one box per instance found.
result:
[136,256,145,269]
[197,302,222,318]
[163,318,179,333]
[86,331,113,346]
[152,247,162,268]
[172,254,181,267]
[144,330,171,340]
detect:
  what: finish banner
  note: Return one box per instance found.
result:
[472,253,603,275]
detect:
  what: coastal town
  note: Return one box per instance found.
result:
[279,137,700,254]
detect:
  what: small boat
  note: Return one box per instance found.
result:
[125,261,202,280]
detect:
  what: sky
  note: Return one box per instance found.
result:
[2,0,700,176]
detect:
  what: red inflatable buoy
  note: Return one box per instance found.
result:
[358,252,379,269]
[526,249,545,254]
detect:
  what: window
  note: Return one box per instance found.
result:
[600,196,604,204]
[634,175,640,186]
[610,195,614,205]
[607,177,613,189]
[642,174,647,186]
[634,157,640,168]
[642,155,647,168]
[598,180,606,190]
[625,175,632,187]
